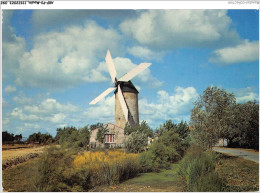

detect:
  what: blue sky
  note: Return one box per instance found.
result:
[2,8,259,137]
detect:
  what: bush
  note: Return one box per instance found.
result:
[73,150,139,186]
[32,146,89,192]
[125,131,148,153]
[178,145,227,191]
[139,129,185,172]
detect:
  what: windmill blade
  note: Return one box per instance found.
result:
[105,50,117,83]
[118,63,152,82]
[89,87,116,105]
[118,84,128,122]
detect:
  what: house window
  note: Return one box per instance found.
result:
[105,134,115,143]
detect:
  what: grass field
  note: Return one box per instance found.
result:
[216,153,259,191]
[2,145,45,170]
[2,151,259,192]
[90,163,185,192]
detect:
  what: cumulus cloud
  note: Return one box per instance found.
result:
[2,11,26,80]
[120,10,240,49]
[4,85,17,93]
[13,95,33,105]
[98,57,163,88]
[10,98,80,125]
[210,40,259,65]
[231,87,259,103]
[14,21,123,88]
[31,10,140,32]
[84,95,115,124]
[128,46,164,61]
[139,87,198,126]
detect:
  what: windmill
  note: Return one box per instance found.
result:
[89,50,152,129]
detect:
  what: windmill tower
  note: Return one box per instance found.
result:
[89,50,151,129]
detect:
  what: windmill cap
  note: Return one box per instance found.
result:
[114,81,139,94]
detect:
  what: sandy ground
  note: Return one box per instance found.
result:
[213,147,259,163]
[2,146,45,161]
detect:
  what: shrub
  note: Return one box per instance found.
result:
[32,146,89,192]
[178,145,227,191]
[73,150,139,186]
[139,129,185,172]
[125,131,148,153]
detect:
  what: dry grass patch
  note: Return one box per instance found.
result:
[216,153,259,191]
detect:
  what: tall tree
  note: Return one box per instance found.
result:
[190,86,236,150]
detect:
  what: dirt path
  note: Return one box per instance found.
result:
[213,147,259,163]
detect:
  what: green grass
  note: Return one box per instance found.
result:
[91,163,186,192]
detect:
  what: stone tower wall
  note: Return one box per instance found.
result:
[115,92,139,129]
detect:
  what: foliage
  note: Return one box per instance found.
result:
[96,125,109,144]
[124,120,154,138]
[178,145,227,191]
[27,132,53,145]
[2,131,15,142]
[227,101,259,150]
[190,86,236,150]
[55,126,90,148]
[139,129,185,172]
[125,131,148,153]
[73,150,139,186]
[155,120,190,148]
[90,122,103,131]
[155,120,177,136]
[2,131,23,144]
[32,146,89,192]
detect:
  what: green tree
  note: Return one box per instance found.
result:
[227,101,259,149]
[96,125,109,144]
[78,126,90,148]
[155,120,177,137]
[125,131,148,153]
[124,120,153,138]
[190,86,236,150]
[90,122,103,131]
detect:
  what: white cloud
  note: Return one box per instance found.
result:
[13,95,33,105]
[128,46,164,61]
[10,97,80,125]
[11,108,40,122]
[14,21,123,88]
[4,85,17,93]
[120,10,240,49]
[210,40,259,65]
[139,87,198,123]
[24,98,79,115]
[98,57,163,88]
[232,87,259,103]
[84,95,115,123]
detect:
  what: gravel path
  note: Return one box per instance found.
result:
[213,147,259,163]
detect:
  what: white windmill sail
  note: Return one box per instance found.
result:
[105,50,117,83]
[118,63,152,82]
[89,87,116,105]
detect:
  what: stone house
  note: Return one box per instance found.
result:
[90,123,126,148]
